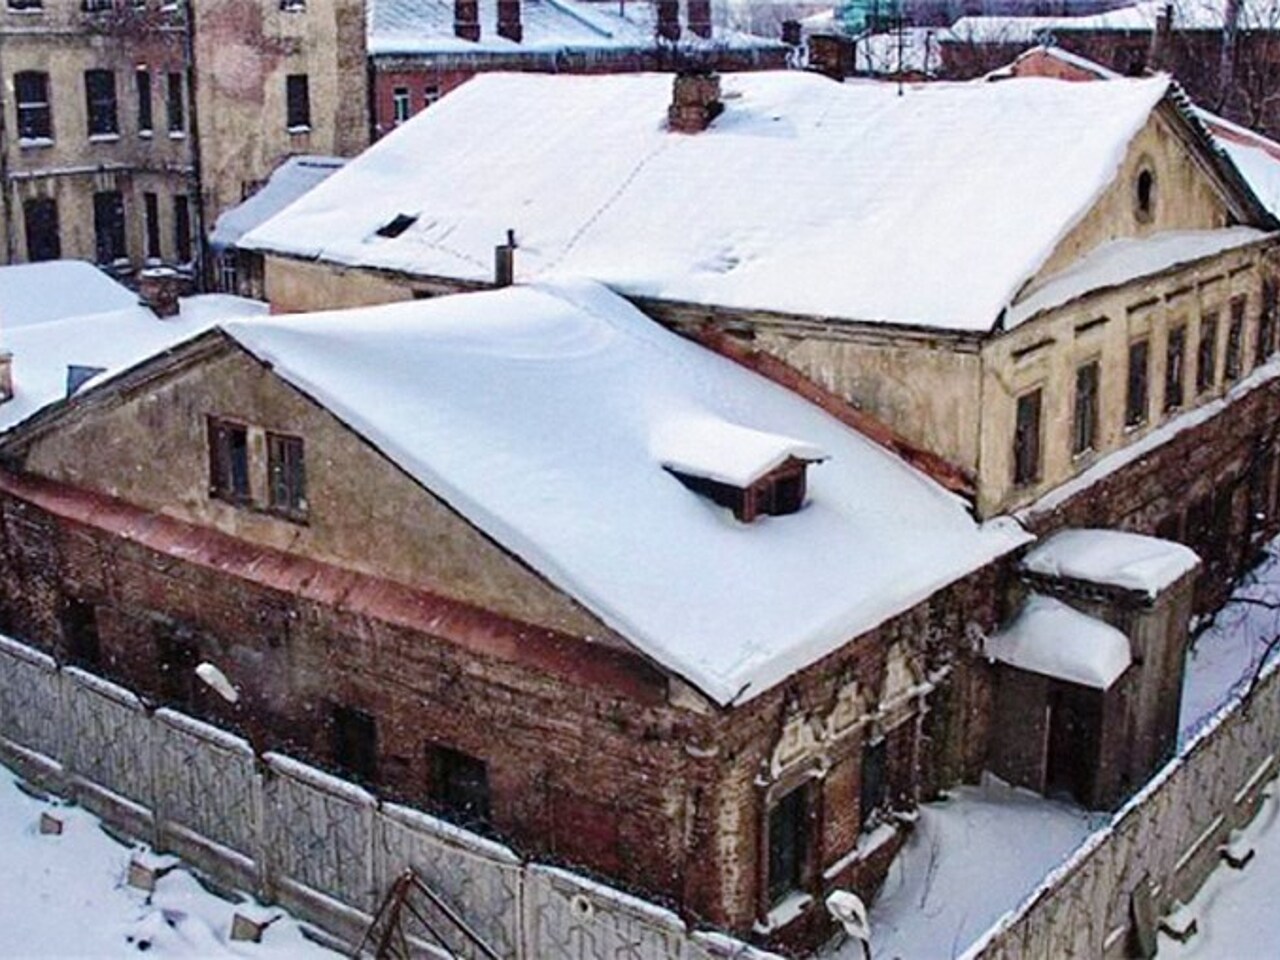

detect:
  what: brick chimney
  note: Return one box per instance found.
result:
[1149,3,1172,70]
[807,33,854,81]
[497,0,522,43]
[0,351,12,404]
[781,19,802,46]
[455,0,480,41]
[687,0,712,39]
[656,0,680,41]
[668,70,722,133]
[137,266,193,319]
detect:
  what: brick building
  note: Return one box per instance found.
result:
[0,0,197,273]
[0,280,1032,949]
[367,0,788,138]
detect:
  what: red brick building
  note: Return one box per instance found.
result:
[367,0,788,137]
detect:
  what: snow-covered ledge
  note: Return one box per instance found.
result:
[753,892,814,936]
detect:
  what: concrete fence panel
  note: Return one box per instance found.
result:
[262,751,377,942]
[0,634,61,780]
[152,708,259,890]
[523,864,689,960]
[376,801,524,959]
[62,667,154,837]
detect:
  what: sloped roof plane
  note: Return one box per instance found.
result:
[245,70,1232,332]
[196,279,1025,705]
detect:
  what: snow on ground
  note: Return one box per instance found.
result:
[1157,775,1280,960]
[0,763,334,958]
[828,541,1280,960]
[851,781,1103,960]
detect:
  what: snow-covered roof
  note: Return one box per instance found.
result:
[947,0,1280,39]
[0,261,140,331]
[245,70,1185,332]
[0,295,267,434]
[1007,227,1269,327]
[1199,109,1280,218]
[1022,528,1200,598]
[209,156,345,250]
[652,416,825,486]
[985,594,1131,688]
[215,279,1026,705]
[368,0,783,55]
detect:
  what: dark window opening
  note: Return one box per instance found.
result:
[84,69,118,136]
[424,84,440,106]
[376,213,417,239]
[1226,297,1245,383]
[285,74,310,130]
[859,737,887,829]
[1125,339,1149,428]
[144,191,161,260]
[1155,512,1182,544]
[767,784,809,906]
[8,0,44,10]
[166,71,183,133]
[1013,388,1042,486]
[332,704,377,783]
[155,628,199,709]
[136,68,153,133]
[15,71,52,140]
[62,598,100,669]
[173,194,192,262]
[267,432,306,516]
[427,744,490,829]
[1165,324,1186,411]
[1135,168,1155,220]
[1197,312,1219,395]
[1072,361,1099,456]
[208,418,250,502]
[92,190,126,264]
[66,365,106,397]
[1261,280,1278,365]
[23,197,60,262]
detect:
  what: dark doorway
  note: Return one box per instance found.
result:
[1045,683,1102,806]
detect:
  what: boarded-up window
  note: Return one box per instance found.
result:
[1126,339,1149,427]
[23,197,60,262]
[427,744,490,829]
[767,784,809,905]
[1197,312,1218,394]
[1013,388,1042,486]
[1073,361,1099,456]
[155,627,198,709]
[173,193,192,262]
[144,192,161,260]
[332,705,377,783]
[860,737,887,829]
[267,432,306,516]
[207,418,249,502]
[1226,297,1245,382]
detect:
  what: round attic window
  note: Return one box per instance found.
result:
[1136,168,1157,223]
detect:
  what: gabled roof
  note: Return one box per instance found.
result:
[19,279,1025,705]
[210,156,345,250]
[244,70,1261,332]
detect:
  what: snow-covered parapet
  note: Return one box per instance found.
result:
[985,594,1131,688]
[1022,528,1200,600]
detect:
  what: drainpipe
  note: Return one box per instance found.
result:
[0,30,15,264]
[182,0,207,291]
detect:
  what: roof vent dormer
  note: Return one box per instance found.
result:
[654,417,826,522]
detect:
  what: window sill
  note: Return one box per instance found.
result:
[139,129,154,139]
[753,892,813,936]
[168,130,186,140]
[18,137,54,149]
[88,133,121,143]
[286,125,312,135]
